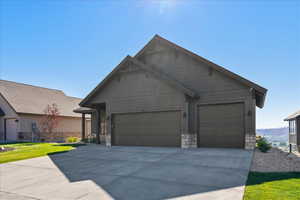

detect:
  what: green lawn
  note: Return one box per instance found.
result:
[0,142,84,164]
[244,172,300,200]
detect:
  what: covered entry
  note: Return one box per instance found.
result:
[198,103,245,148]
[112,111,181,147]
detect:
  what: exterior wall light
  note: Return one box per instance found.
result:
[248,110,252,116]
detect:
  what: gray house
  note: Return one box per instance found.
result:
[284,110,300,151]
[78,35,267,149]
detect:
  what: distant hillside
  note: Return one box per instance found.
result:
[256,127,289,143]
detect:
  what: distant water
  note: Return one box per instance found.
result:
[256,127,289,143]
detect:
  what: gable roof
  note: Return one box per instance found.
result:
[80,56,198,106]
[135,35,267,108]
[0,80,82,117]
[284,110,300,121]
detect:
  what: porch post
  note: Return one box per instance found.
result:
[81,113,85,141]
[96,109,101,144]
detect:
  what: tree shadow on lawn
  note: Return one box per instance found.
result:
[246,172,300,186]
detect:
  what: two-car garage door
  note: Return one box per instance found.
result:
[112,111,181,147]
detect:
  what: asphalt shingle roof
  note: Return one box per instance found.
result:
[0,80,82,117]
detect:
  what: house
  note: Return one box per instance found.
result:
[0,80,91,142]
[284,110,300,151]
[78,35,267,149]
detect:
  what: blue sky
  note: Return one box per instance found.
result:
[0,0,299,128]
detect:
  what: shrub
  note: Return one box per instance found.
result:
[82,137,96,143]
[66,137,79,143]
[256,137,271,153]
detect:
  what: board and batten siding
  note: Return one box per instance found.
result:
[289,120,297,145]
[88,64,187,144]
[289,118,300,149]
[136,39,257,139]
[296,117,300,146]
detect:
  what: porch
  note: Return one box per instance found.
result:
[73,105,106,144]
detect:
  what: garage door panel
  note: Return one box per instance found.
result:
[198,103,244,148]
[201,112,243,120]
[112,111,181,147]
[139,136,179,147]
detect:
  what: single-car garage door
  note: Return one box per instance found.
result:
[112,111,181,147]
[198,103,244,148]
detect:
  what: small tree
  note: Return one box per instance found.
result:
[39,103,60,141]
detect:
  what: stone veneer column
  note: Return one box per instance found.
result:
[181,134,197,148]
[105,112,111,147]
[245,134,256,150]
[181,96,197,148]
[106,134,111,147]
[245,90,257,150]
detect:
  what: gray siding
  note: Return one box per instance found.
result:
[83,38,264,148]
[136,40,256,136]
[297,117,300,146]
[289,119,297,145]
[89,69,185,113]
[289,134,297,145]
[88,64,186,140]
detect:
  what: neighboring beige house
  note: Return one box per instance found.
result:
[0,80,91,142]
[78,35,267,149]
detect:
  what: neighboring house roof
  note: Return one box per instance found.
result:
[80,56,198,106]
[284,110,300,121]
[0,80,82,117]
[135,35,267,108]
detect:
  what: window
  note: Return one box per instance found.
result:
[289,120,296,135]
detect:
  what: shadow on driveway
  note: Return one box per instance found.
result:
[47,145,253,200]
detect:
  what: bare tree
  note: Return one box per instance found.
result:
[39,103,60,141]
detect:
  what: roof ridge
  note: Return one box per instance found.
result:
[0,79,64,93]
[66,96,82,100]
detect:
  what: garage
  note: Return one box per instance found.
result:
[112,111,181,147]
[198,103,245,148]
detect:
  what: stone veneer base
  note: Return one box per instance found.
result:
[181,134,197,148]
[245,134,256,150]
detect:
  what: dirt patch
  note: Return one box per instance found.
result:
[251,148,300,172]
[0,147,15,153]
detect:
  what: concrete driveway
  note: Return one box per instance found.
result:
[0,145,253,200]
